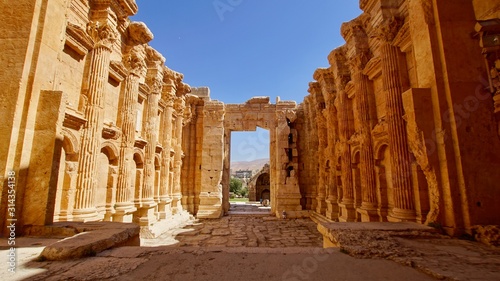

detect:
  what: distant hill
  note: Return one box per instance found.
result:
[231,158,269,174]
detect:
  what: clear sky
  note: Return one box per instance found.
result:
[131,0,361,162]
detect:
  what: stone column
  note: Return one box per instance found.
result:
[378,18,416,221]
[309,82,327,215]
[172,97,186,213]
[353,68,378,221]
[157,84,175,219]
[304,97,318,210]
[73,18,116,221]
[330,48,356,222]
[138,49,164,225]
[315,68,339,220]
[114,47,145,222]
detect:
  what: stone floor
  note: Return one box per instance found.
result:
[2,205,500,280]
[143,213,322,248]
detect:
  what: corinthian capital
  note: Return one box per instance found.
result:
[373,16,403,44]
[87,21,117,50]
[174,97,186,115]
[123,45,146,77]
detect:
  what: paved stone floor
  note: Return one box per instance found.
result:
[143,213,322,248]
[1,205,500,281]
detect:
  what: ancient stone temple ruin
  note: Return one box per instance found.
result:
[1,0,500,239]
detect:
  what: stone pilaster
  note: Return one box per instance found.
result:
[378,17,416,221]
[73,13,117,221]
[197,101,225,219]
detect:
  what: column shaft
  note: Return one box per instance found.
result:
[74,45,111,219]
[381,43,416,220]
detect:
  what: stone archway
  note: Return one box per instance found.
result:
[193,97,307,219]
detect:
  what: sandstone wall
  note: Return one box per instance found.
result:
[298,0,500,235]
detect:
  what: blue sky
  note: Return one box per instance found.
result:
[131,0,361,161]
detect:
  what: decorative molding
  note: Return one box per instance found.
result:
[134,138,148,149]
[392,22,412,52]
[363,57,381,80]
[372,120,389,139]
[109,60,127,82]
[63,109,87,130]
[139,83,150,101]
[112,0,138,18]
[102,124,122,140]
[65,22,94,55]
[155,144,163,154]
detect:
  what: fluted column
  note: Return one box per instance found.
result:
[337,89,356,220]
[157,86,175,219]
[142,80,162,205]
[316,111,328,215]
[309,82,328,215]
[136,53,164,226]
[324,100,339,220]
[330,47,356,222]
[73,20,116,221]
[172,97,185,212]
[352,69,379,221]
[378,18,416,221]
[305,97,318,211]
[114,49,144,222]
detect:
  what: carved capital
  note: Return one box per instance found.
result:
[146,46,166,67]
[123,46,146,77]
[347,52,370,73]
[174,97,186,115]
[308,82,321,95]
[373,17,403,44]
[87,21,118,50]
[162,87,176,107]
[147,73,163,94]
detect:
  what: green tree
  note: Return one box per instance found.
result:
[240,186,249,198]
[230,178,243,194]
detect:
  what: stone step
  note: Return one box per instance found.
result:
[31,222,140,261]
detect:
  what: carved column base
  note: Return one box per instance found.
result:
[72,208,103,222]
[325,197,339,221]
[55,212,73,222]
[315,195,327,215]
[357,207,380,222]
[113,203,137,223]
[134,201,158,226]
[388,207,416,222]
[338,202,356,222]
[156,197,172,220]
[171,193,183,214]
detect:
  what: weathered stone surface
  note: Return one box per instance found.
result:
[37,222,140,260]
[1,0,500,252]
